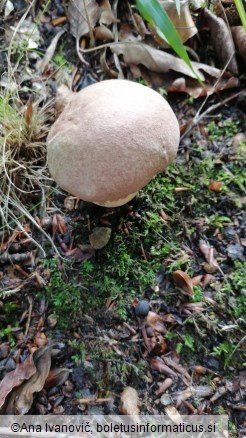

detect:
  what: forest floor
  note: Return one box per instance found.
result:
[0,1,245,436]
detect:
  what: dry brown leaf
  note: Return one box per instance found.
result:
[45,368,70,388]
[161,0,197,42]
[0,354,36,411]
[139,65,239,98]
[89,227,112,249]
[64,196,76,211]
[67,0,101,39]
[133,12,150,37]
[204,8,238,75]
[99,0,116,26]
[120,387,139,415]
[199,240,211,261]
[4,346,52,414]
[146,311,166,333]
[94,24,113,41]
[36,30,65,74]
[172,270,194,296]
[232,26,246,64]
[208,180,222,192]
[25,96,33,126]
[111,42,204,80]
[199,240,219,273]
[149,333,167,356]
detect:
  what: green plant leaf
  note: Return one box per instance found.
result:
[175,0,181,16]
[234,0,246,30]
[136,0,203,84]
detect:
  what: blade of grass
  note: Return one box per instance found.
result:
[136,0,203,85]
[234,0,246,31]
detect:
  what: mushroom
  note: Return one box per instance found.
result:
[47,80,180,207]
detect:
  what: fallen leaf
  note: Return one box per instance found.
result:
[64,196,76,210]
[67,0,101,39]
[111,42,204,80]
[199,240,219,273]
[208,181,222,192]
[161,0,197,42]
[0,354,36,411]
[120,387,139,415]
[4,346,52,414]
[45,368,70,388]
[204,8,238,75]
[99,0,116,26]
[25,96,33,126]
[146,311,166,333]
[232,26,246,65]
[94,24,113,41]
[140,65,239,98]
[34,332,47,348]
[172,270,194,296]
[36,30,65,74]
[89,227,112,249]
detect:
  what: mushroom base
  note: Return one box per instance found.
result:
[94,192,138,207]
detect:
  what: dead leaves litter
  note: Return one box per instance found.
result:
[172,270,194,296]
[0,345,68,414]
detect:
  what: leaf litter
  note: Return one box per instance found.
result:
[0,0,245,430]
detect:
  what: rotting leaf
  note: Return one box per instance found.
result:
[45,368,70,389]
[67,0,101,39]
[172,270,194,296]
[99,0,116,26]
[204,8,238,75]
[208,181,222,192]
[199,240,219,273]
[160,0,197,43]
[0,354,36,412]
[146,311,166,333]
[232,26,246,64]
[110,41,238,88]
[3,346,53,414]
[120,387,140,415]
[89,227,112,249]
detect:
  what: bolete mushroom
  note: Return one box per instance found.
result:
[47,80,180,207]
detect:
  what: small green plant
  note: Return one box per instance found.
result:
[207,213,232,230]
[0,325,16,347]
[42,257,87,328]
[183,333,195,351]
[211,341,237,369]
[70,341,86,365]
[190,285,204,302]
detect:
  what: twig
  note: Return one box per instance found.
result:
[25,296,33,336]
[180,90,244,141]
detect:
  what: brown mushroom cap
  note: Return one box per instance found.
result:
[47,80,180,207]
